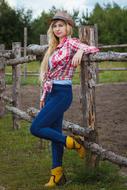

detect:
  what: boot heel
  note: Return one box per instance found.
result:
[72,135,83,144]
[44,166,66,187]
[66,135,86,159]
[57,174,67,186]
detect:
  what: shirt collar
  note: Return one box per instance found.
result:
[56,36,68,49]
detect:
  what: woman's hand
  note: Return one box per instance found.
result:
[72,49,84,67]
[40,100,45,109]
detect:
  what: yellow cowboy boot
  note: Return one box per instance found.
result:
[44,166,66,187]
[66,136,86,159]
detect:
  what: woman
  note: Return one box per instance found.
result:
[30,11,99,187]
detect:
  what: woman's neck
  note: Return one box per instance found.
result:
[59,36,67,43]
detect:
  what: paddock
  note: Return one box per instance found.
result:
[1,25,127,168]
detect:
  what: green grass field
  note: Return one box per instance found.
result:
[99,62,127,83]
[0,114,127,190]
[5,61,127,85]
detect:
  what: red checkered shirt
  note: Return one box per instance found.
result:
[40,36,99,101]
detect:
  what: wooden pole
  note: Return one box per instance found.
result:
[99,44,127,49]
[6,55,36,66]
[39,34,48,102]
[12,42,21,129]
[0,44,5,51]
[39,34,49,150]
[24,27,27,79]
[79,25,99,169]
[40,34,48,45]
[94,24,99,83]
[0,44,6,117]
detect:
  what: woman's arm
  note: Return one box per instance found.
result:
[40,100,45,109]
[69,38,99,54]
[69,38,99,67]
[72,49,84,67]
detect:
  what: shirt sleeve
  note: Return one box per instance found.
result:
[69,38,99,54]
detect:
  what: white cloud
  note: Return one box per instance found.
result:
[6,0,87,18]
[86,0,127,8]
[6,0,127,19]
[6,0,17,8]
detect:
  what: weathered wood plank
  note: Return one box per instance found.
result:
[0,95,13,104]
[40,34,48,45]
[0,58,6,117]
[99,44,127,49]
[99,68,127,71]
[6,105,32,122]
[84,141,127,167]
[12,42,21,129]
[94,24,99,83]
[0,43,6,117]
[0,52,14,59]
[23,27,28,79]
[79,25,99,169]
[5,73,39,76]
[27,44,48,55]
[88,52,127,62]
[6,55,36,66]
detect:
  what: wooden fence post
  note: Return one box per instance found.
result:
[39,35,47,103]
[39,34,50,150]
[0,44,6,117]
[79,25,99,169]
[40,34,48,45]
[0,44,5,51]
[23,27,27,79]
[94,24,99,83]
[12,42,21,129]
[39,35,48,93]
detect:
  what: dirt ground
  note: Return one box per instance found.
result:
[6,83,127,157]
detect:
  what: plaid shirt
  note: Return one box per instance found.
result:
[41,36,99,101]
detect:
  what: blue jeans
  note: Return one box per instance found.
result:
[30,84,73,168]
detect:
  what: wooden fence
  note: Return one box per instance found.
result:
[4,29,127,83]
[1,26,127,169]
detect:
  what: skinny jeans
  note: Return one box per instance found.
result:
[30,84,73,168]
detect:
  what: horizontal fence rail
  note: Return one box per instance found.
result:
[99,44,127,49]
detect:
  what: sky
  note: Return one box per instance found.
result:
[6,0,127,18]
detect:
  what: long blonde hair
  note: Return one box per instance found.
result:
[40,20,73,81]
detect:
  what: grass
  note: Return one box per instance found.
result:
[0,114,127,190]
[5,61,40,85]
[5,61,127,85]
[99,61,127,83]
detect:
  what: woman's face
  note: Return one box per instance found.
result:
[52,20,67,40]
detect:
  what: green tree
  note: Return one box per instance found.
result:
[0,0,32,48]
[31,10,54,44]
[87,2,127,46]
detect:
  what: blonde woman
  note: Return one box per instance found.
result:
[30,11,99,187]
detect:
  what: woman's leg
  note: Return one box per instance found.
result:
[30,87,72,145]
[51,113,64,169]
